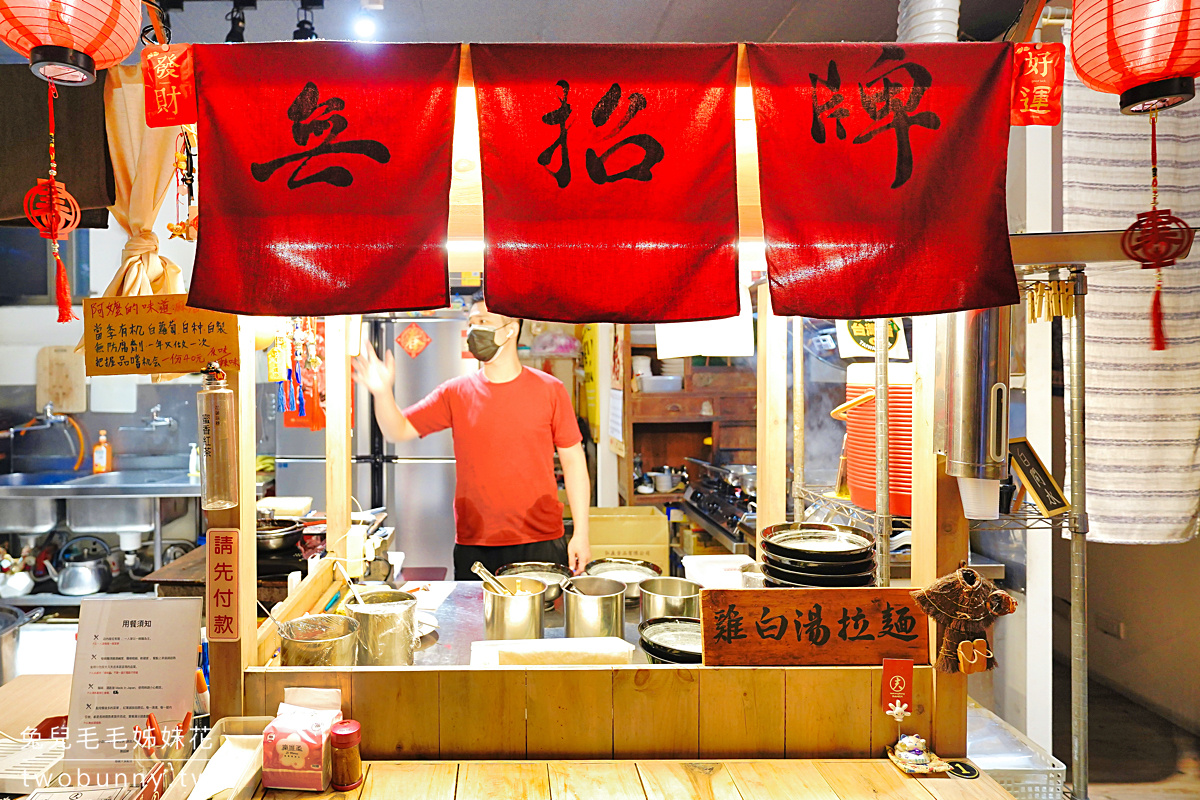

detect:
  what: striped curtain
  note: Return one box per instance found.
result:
[1064,28,1200,544]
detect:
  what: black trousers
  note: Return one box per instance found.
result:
[453,535,569,581]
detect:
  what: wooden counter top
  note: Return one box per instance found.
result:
[0,674,71,737]
[257,760,1016,800]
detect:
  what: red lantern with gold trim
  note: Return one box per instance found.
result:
[1070,0,1200,114]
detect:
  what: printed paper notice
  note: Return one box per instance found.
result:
[608,387,625,457]
[65,597,202,782]
[83,294,239,376]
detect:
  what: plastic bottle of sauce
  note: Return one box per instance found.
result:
[330,720,363,791]
[92,430,112,474]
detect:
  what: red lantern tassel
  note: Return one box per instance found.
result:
[1151,280,1167,351]
[54,251,76,323]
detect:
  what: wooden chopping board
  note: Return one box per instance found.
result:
[36,346,87,413]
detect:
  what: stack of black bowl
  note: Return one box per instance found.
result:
[759,523,877,588]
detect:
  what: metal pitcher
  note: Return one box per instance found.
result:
[483,576,546,640]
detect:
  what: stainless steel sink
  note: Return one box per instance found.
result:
[64,470,182,487]
[0,472,78,534]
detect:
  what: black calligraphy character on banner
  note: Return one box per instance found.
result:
[838,607,876,642]
[755,607,788,641]
[251,82,391,189]
[537,81,665,188]
[810,60,849,143]
[880,602,919,641]
[853,46,941,189]
[714,604,748,644]
[797,604,830,646]
[585,83,664,184]
[537,80,573,189]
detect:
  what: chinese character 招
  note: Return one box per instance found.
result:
[713,604,748,643]
[251,82,391,189]
[538,81,665,188]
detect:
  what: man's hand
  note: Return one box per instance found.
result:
[567,534,590,575]
[352,340,396,397]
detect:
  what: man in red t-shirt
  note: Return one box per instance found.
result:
[353,296,591,579]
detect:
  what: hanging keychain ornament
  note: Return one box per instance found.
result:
[23,82,81,322]
[1120,111,1195,351]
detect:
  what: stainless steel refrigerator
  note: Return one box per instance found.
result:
[274,315,474,575]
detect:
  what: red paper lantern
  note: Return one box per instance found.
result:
[1071,0,1200,113]
[0,0,141,85]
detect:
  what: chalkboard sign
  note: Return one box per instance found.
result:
[700,588,929,667]
[1009,438,1069,518]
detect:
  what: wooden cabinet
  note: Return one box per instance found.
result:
[616,329,756,505]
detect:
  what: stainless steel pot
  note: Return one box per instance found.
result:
[256,519,305,553]
[278,614,359,666]
[47,535,112,596]
[497,562,570,608]
[724,464,757,494]
[563,576,625,638]
[483,576,546,640]
[0,605,43,685]
[346,589,419,666]
[638,577,701,623]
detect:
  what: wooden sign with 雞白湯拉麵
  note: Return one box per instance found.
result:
[700,588,929,666]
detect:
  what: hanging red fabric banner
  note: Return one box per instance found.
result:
[1011,42,1064,126]
[748,43,1019,319]
[188,42,459,316]
[473,44,740,323]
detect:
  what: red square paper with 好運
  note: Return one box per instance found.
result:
[473,44,740,323]
[188,42,459,316]
[748,43,1019,319]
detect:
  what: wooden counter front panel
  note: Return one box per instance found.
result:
[245,665,931,761]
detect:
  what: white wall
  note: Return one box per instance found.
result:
[0,211,195,386]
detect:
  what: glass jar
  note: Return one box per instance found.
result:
[330,720,363,791]
[196,363,237,510]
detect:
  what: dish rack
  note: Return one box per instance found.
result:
[968,701,1066,800]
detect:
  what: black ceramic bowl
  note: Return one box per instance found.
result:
[638,617,703,664]
[761,562,877,588]
[761,549,876,575]
[760,522,875,563]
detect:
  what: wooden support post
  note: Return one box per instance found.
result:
[756,283,788,543]
[208,319,258,721]
[325,316,358,576]
[910,315,969,757]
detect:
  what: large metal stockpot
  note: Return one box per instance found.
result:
[483,576,546,640]
[638,577,701,623]
[0,605,43,685]
[278,614,359,666]
[563,576,625,638]
[345,589,419,666]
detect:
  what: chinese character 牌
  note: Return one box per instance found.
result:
[809,46,941,189]
[538,81,665,189]
[251,82,391,189]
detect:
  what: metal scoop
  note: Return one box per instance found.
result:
[471,561,514,595]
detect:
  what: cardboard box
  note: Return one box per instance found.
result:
[681,527,728,556]
[588,507,669,545]
[589,543,671,574]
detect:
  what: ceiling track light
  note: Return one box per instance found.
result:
[293,7,318,39]
[224,4,246,42]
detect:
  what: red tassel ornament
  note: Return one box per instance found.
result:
[1150,276,1167,351]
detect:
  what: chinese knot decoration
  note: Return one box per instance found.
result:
[910,565,1016,675]
[1119,112,1195,351]
[23,82,81,322]
[1011,42,1064,126]
[1071,0,1200,114]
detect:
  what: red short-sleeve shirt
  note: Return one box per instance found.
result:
[403,367,582,546]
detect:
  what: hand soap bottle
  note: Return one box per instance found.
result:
[92,430,113,474]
